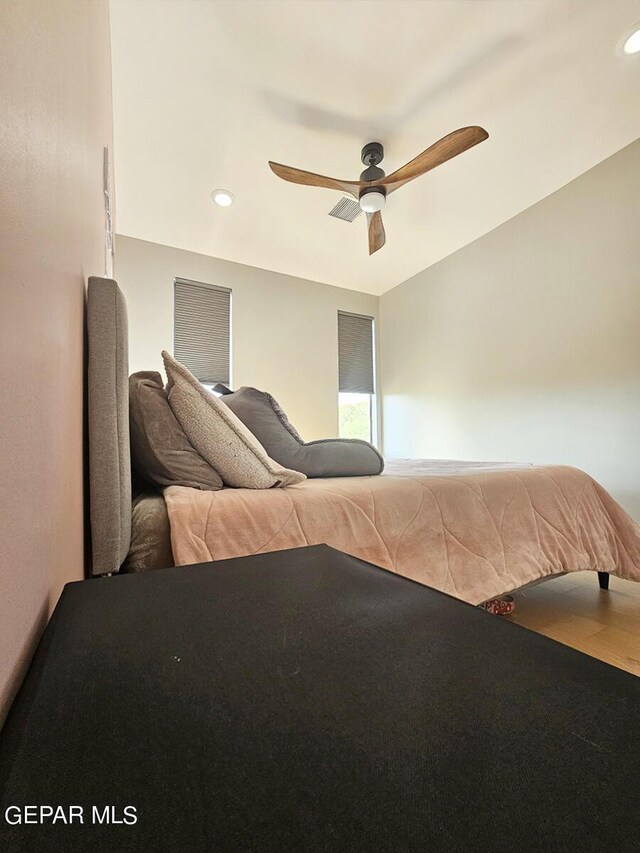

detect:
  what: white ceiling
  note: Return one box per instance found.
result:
[110,0,640,296]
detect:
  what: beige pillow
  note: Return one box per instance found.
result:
[162,351,306,489]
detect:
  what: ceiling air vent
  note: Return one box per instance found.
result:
[328,197,362,223]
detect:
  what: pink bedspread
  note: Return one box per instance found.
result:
[164,459,640,605]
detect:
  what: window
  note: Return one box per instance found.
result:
[174,278,231,387]
[337,311,375,443]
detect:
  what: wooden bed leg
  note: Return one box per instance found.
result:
[598,572,610,591]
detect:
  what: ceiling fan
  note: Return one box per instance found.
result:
[269,126,488,255]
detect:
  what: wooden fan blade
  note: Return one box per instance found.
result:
[367,211,386,255]
[269,162,361,198]
[380,126,488,193]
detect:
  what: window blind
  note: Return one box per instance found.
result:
[174,278,231,384]
[338,311,374,394]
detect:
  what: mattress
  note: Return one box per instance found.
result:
[163,459,640,605]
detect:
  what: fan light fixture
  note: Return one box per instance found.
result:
[622,26,640,55]
[359,191,386,213]
[211,189,234,207]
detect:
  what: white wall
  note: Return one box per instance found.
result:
[381,138,640,520]
[115,235,380,442]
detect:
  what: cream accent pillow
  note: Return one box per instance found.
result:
[161,351,306,489]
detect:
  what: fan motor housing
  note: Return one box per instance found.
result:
[361,141,384,167]
[360,165,385,182]
[360,142,385,183]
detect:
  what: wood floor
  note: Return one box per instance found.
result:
[507,572,640,676]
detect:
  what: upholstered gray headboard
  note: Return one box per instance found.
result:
[87,277,131,575]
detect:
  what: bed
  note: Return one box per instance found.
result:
[87,277,640,604]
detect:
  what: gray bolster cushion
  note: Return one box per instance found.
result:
[222,386,384,478]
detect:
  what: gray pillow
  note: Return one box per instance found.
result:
[129,371,223,491]
[222,386,384,478]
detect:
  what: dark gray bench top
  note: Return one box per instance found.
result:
[1,545,639,852]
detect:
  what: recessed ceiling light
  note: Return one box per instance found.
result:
[211,189,234,207]
[622,26,640,55]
